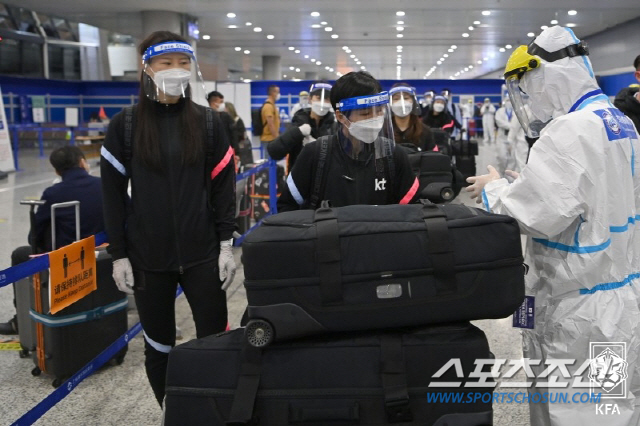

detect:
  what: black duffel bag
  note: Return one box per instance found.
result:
[164,323,494,426]
[242,203,525,346]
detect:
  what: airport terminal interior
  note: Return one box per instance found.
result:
[0,1,639,425]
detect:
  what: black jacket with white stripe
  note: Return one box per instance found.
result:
[100,100,235,272]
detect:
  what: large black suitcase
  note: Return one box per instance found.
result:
[25,249,128,386]
[406,150,456,203]
[242,203,524,345]
[164,324,494,426]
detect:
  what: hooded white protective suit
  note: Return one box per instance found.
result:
[495,100,517,174]
[482,26,640,426]
[481,100,496,144]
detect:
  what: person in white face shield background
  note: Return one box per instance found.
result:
[465,26,640,426]
[480,98,496,144]
[420,89,436,119]
[278,71,419,211]
[494,97,517,175]
[440,88,464,140]
[101,31,237,406]
[389,83,435,151]
[267,82,337,172]
[289,90,310,118]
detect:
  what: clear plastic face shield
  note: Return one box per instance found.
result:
[336,91,395,160]
[299,91,310,108]
[142,41,208,105]
[423,90,435,106]
[505,76,547,138]
[389,86,421,118]
[309,82,333,117]
[440,89,451,100]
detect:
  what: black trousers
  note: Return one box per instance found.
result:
[133,260,227,406]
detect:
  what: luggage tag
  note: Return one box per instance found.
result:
[512,295,535,329]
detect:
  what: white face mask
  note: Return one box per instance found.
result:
[217,103,226,112]
[275,93,281,101]
[433,103,445,113]
[347,116,385,144]
[391,100,412,118]
[311,101,330,116]
[300,97,309,106]
[152,68,191,97]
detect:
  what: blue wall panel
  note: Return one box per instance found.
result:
[598,72,638,97]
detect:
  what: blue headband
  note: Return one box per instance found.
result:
[142,41,195,62]
[337,92,389,111]
[389,86,416,97]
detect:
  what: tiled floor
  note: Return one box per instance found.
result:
[0,142,529,425]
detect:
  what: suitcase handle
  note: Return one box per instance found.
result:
[289,403,360,423]
[313,206,343,305]
[51,201,81,250]
[421,203,457,294]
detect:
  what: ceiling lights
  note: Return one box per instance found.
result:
[310,11,320,17]
[396,11,405,16]
[568,10,577,16]
[226,13,236,18]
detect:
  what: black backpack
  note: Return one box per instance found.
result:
[251,102,269,136]
[123,106,217,196]
[308,136,395,209]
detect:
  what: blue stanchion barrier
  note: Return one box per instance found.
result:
[8,124,108,170]
[0,232,108,289]
[233,159,278,246]
[10,322,143,426]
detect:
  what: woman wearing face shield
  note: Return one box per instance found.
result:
[423,96,458,134]
[267,82,337,172]
[100,31,236,406]
[277,71,419,211]
[389,83,436,152]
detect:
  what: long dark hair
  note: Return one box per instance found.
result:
[391,82,422,145]
[135,31,203,170]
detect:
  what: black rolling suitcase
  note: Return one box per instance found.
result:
[19,201,128,387]
[164,323,494,426]
[237,138,254,166]
[405,149,456,203]
[241,203,524,345]
[453,139,478,181]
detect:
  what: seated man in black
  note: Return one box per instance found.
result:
[278,71,418,211]
[0,146,105,334]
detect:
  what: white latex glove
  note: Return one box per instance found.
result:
[303,135,316,145]
[219,239,237,290]
[112,258,134,295]
[299,123,312,137]
[504,169,520,181]
[465,165,501,204]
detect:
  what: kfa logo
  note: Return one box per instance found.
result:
[589,342,628,398]
[375,178,386,191]
[602,110,621,135]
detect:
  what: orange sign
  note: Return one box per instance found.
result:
[48,236,97,314]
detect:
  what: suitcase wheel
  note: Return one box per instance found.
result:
[31,366,41,377]
[245,319,274,348]
[441,187,455,201]
[109,354,126,366]
[52,378,63,388]
[19,349,30,358]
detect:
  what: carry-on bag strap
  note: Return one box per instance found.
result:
[313,204,343,305]
[421,202,457,293]
[309,136,331,210]
[123,106,134,174]
[380,334,413,423]
[227,344,263,426]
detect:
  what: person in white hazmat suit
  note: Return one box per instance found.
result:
[481,98,496,144]
[495,98,517,175]
[507,110,530,172]
[466,26,640,426]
